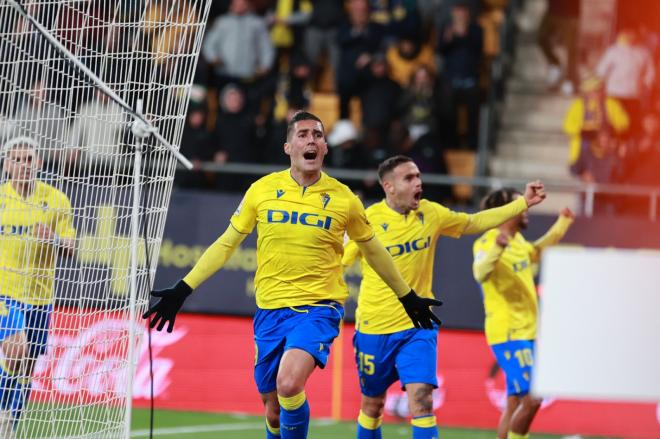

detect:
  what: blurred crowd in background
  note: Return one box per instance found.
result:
[1,0,659,214]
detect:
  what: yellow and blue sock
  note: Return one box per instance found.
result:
[507,433,529,439]
[411,415,438,439]
[356,410,382,439]
[278,391,310,438]
[265,418,281,438]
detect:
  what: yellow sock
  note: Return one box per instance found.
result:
[508,433,529,439]
[410,415,437,428]
[278,391,306,411]
[357,410,382,430]
[266,419,280,436]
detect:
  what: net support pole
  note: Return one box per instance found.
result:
[124,99,146,438]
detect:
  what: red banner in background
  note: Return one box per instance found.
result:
[32,310,660,438]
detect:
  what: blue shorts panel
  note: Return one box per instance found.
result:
[253,302,344,394]
[23,304,52,357]
[353,327,438,397]
[0,298,25,342]
[491,339,535,396]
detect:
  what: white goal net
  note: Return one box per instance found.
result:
[0,0,211,437]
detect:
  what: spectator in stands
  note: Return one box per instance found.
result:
[214,84,256,164]
[268,0,312,60]
[538,0,580,95]
[360,53,403,153]
[178,96,214,188]
[386,35,436,87]
[202,0,275,115]
[596,30,655,135]
[398,65,439,144]
[67,88,125,172]
[563,77,629,165]
[336,0,385,119]
[570,129,623,215]
[303,0,344,85]
[618,113,660,216]
[369,0,422,45]
[11,79,69,162]
[326,119,366,169]
[437,1,482,150]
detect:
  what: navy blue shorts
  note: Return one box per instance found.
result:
[353,327,438,397]
[491,339,535,396]
[253,301,344,394]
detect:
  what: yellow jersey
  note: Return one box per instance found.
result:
[0,181,76,305]
[473,229,538,345]
[231,170,374,309]
[343,199,470,334]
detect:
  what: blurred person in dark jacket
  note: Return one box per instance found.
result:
[214,84,256,164]
[336,0,385,119]
[303,0,345,79]
[177,97,214,189]
[437,1,482,150]
[360,53,402,153]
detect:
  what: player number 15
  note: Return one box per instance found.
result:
[357,352,375,375]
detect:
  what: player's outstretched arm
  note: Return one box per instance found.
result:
[143,224,247,332]
[473,233,509,283]
[462,181,545,235]
[355,237,442,329]
[531,207,575,261]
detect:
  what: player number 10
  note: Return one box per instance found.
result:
[357,352,375,375]
[514,348,533,367]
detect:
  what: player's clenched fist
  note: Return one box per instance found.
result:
[523,180,546,207]
[143,279,192,332]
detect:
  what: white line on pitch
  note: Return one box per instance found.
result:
[130,419,338,437]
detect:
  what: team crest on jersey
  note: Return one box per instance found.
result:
[381,223,389,231]
[320,192,330,209]
[417,212,424,224]
[276,189,285,198]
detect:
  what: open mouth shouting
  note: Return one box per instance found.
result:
[303,150,318,161]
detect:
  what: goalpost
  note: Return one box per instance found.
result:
[0,0,212,437]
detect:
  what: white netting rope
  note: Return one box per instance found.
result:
[0,1,211,437]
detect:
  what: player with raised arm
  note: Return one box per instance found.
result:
[143,112,441,439]
[342,156,547,439]
[473,188,574,439]
[0,137,76,437]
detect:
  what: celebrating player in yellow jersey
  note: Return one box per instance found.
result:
[0,136,76,436]
[473,188,574,439]
[342,156,547,439]
[143,112,441,439]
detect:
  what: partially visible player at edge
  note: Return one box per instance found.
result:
[473,188,574,439]
[143,112,441,439]
[0,137,76,437]
[342,156,547,439]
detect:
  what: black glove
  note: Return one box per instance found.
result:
[399,290,442,329]
[142,280,193,333]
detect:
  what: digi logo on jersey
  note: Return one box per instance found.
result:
[386,236,431,257]
[0,224,30,236]
[267,209,333,230]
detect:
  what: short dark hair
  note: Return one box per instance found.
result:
[286,111,324,141]
[480,188,521,210]
[377,155,413,183]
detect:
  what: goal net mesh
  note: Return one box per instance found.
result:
[0,0,211,437]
